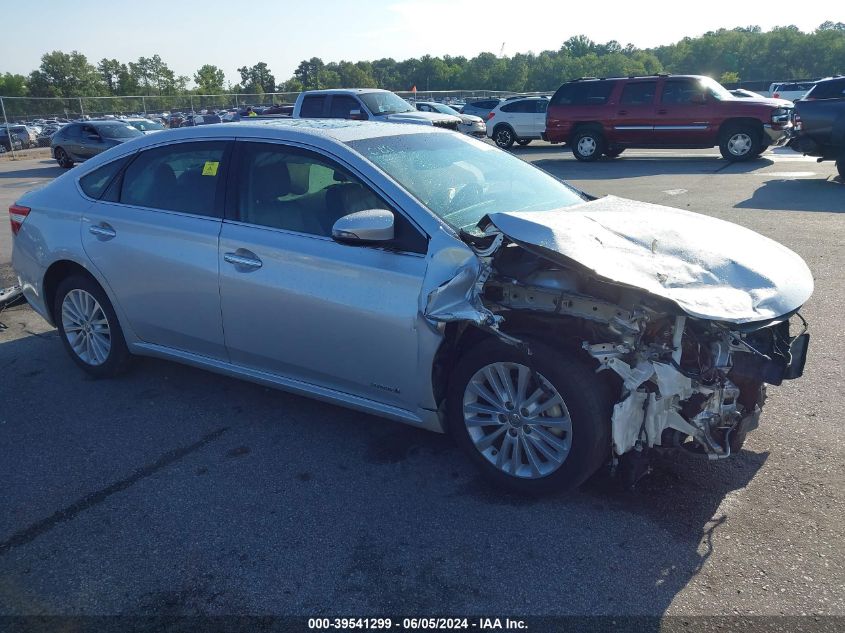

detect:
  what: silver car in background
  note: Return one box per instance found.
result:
[10,120,812,493]
[414,101,486,137]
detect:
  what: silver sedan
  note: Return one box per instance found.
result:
[10,120,812,493]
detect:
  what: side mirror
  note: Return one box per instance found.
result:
[332,209,394,244]
[348,109,367,121]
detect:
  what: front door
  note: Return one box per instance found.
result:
[652,78,714,146]
[218,141,429,408]
[81,140,231,359]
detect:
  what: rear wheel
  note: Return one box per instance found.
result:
[54,275,131,378]
[516,139,532,146]
[571,128,606,162]
[493,125,515,149]
[447,339,611,494]
[54,147,73,168]
[719,124,762,162]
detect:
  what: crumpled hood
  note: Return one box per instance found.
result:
[485,196,813,324]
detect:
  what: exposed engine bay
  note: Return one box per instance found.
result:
[424,195,812,464]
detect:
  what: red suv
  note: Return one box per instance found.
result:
[544,75,793,162]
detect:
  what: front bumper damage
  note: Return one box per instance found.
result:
[424,195,812,464]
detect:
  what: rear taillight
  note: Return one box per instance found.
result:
[793,112,803,131]
[487,112,495,121]
[9,204,30,236]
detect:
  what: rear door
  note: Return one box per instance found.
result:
[500,100,533,136]
[611,80,658,145]
[81,139,231,359]
[218,140,429,407]
[652,78,714,146]
[532,99,548,135]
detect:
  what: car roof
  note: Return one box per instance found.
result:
[300,88,390,96]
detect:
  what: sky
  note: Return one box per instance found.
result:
[0,0,840,86]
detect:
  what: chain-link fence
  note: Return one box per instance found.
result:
[0,89,548,122]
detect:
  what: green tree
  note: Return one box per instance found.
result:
[28,50,103,97]
[238,62,275,94]
[0,73,28,96]
[194,64,226,94]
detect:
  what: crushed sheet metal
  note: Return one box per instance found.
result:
[423,258,497,326]
[485,196,814,324]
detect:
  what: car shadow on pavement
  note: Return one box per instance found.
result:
[0,162,63,181]
[533,157,775,181]
[736,176,845,212]
[0,312,770,618]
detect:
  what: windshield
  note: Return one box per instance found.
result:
[429,102,460,116]
[359,92,415,116]
[97,123,144,139]
[348,132,584,233]
[128,119,164,131]
[700,77,734,101]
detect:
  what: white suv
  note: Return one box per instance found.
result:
[767,81,816,102]
[486,97,548,148]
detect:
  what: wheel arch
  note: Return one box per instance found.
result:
[568,122,605,144]
[718,117,764,138]
[42,260,101,324]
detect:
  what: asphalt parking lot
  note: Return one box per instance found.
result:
[0,145,843,618]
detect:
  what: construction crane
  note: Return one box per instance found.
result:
[500,42,506,57]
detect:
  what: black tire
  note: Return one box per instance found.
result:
[719,124,762,162]
[605,147,625,158]
[516,139,532,146]
[54,274,132,378]
[571,127,606,162]
[837,158,844,179]
[492,125,515,149]
[54,146,73,168]
[447,338,611,494]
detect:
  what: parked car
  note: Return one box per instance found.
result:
[460,98,503,119]
[120,118,166,134]
[789,76,845,177]
[545,75,794,161]
[486,97,548,148]
[179,113,223,127]
[0,124,38,149]
[9,121,812,493]
[50,120,144,168]
[0,133,22,153]
[767,81,816,101]
[414,101,486,137]
[293,89,461,130]
[730,89,794,108]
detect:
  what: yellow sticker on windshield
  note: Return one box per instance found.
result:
[202,161,219,176]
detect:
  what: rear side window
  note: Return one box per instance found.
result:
[468,100,499,110]
[120,141,228,217]
[550,81,615,106]
[501,100,533,113]
[806,79,845,100]
[300,95,326,117]
[620,81,657,105]
[79,156,131,199]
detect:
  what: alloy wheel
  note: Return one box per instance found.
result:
[462,362,573,479]
[61,289,112,366]
[727,133,752,156]
[495,128,513,147]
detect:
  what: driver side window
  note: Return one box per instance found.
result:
[234,142,428,253]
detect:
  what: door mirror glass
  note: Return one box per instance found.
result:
[332,209,394,243]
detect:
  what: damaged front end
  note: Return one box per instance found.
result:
[424,196,812,468]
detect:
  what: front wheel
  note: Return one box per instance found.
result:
[54,275,132,378]
[719,125,762,162]
[571,128,606,162]
[54,147,73,168]
[447,339,611,494]
[492,125,515,149]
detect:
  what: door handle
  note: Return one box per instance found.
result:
[224,251,263,270]
[88,223,116,239]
